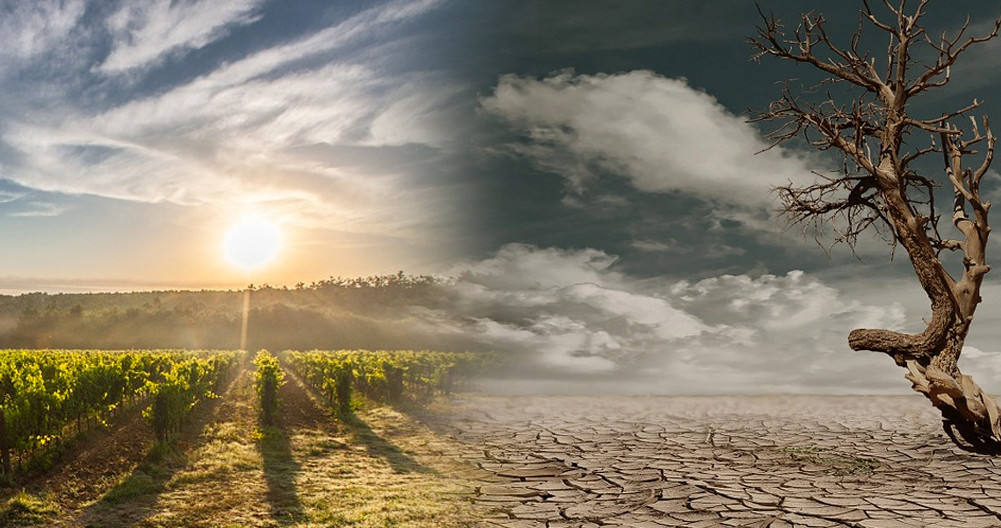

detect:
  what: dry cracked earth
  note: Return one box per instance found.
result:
[435,394,1001,528]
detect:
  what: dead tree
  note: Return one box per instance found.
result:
[751,1,1001,452]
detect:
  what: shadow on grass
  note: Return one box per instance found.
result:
[278,368,431,476]
[0,489,60,526]
[340,413,432,475]
[259,423,304,525]
[72,369,240,527]
[379,395,460,442]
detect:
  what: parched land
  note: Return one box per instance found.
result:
[9,387,1001,527]
[437,394,1001,528]
[0,363,479,528]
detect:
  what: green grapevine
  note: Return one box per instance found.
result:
[284,349,490,413]
[0,349,237,474]
[253,351,284,425]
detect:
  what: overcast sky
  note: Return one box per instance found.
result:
[5,0,1001,393]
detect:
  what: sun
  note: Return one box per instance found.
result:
[223,215,282,271]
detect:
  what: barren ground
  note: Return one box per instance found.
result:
[8,386,1001,527]
[432,394,1001,528]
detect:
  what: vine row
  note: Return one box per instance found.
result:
[284,349,489,412]
[0,349,237,474]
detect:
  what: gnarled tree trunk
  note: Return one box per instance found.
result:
[751,1,1001,451]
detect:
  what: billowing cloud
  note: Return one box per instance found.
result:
[435,244,707,374]
[101,0,264,73]
[416,244,913,394]
[480,70,817,207]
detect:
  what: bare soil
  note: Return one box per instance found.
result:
[445,395,1001,528]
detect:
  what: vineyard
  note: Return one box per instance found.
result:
[286,349,489,412]
[0,349,237,476]
[0,348,490,527]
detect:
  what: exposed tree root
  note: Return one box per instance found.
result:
[752,0,1001,453]
[905,360,1001,453]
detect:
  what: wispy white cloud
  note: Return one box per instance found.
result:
[7,201,69,218]
[0,1,85,61]
[4,66,460,235]
[0,0,463,240]
[0,189,25,205]
[176,0,445,91]
[100,0,263,73]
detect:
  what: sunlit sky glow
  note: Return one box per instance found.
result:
[223,215,281,271]
[7,0,1001,393]
[0,0,478,289]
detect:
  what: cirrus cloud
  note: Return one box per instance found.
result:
[0,1,85,62]
[100,0,264,73]
[0,0,466,244]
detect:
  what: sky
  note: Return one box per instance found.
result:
[5,0,1001,393]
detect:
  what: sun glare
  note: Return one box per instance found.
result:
[223,216,282,271]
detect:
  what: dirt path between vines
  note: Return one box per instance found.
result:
[24,397,155,512]
[61,363,261,527]
[11,362,479,527]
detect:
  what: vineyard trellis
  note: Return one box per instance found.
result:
[253,351,285,425]
[0,349,237,474]
[0,348,487,477]
[284,349,491,413]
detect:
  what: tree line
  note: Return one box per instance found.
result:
[0,273,453,351]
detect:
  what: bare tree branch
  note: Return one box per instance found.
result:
[751,0,1001,450]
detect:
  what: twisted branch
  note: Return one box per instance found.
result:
[751,1,1001,451]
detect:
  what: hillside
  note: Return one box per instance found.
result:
[0,274,458,351]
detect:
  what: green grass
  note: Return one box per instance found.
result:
[780,445,879,475]
[0,489,61,526]
[99,444,182,504]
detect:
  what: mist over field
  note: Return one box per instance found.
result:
[10,243,1001,395]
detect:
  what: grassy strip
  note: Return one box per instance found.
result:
[0,490,60,526]
[780,445,879,475]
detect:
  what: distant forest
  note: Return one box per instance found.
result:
[0,273,459,351]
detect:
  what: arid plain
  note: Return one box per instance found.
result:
[433,394,1001,528]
